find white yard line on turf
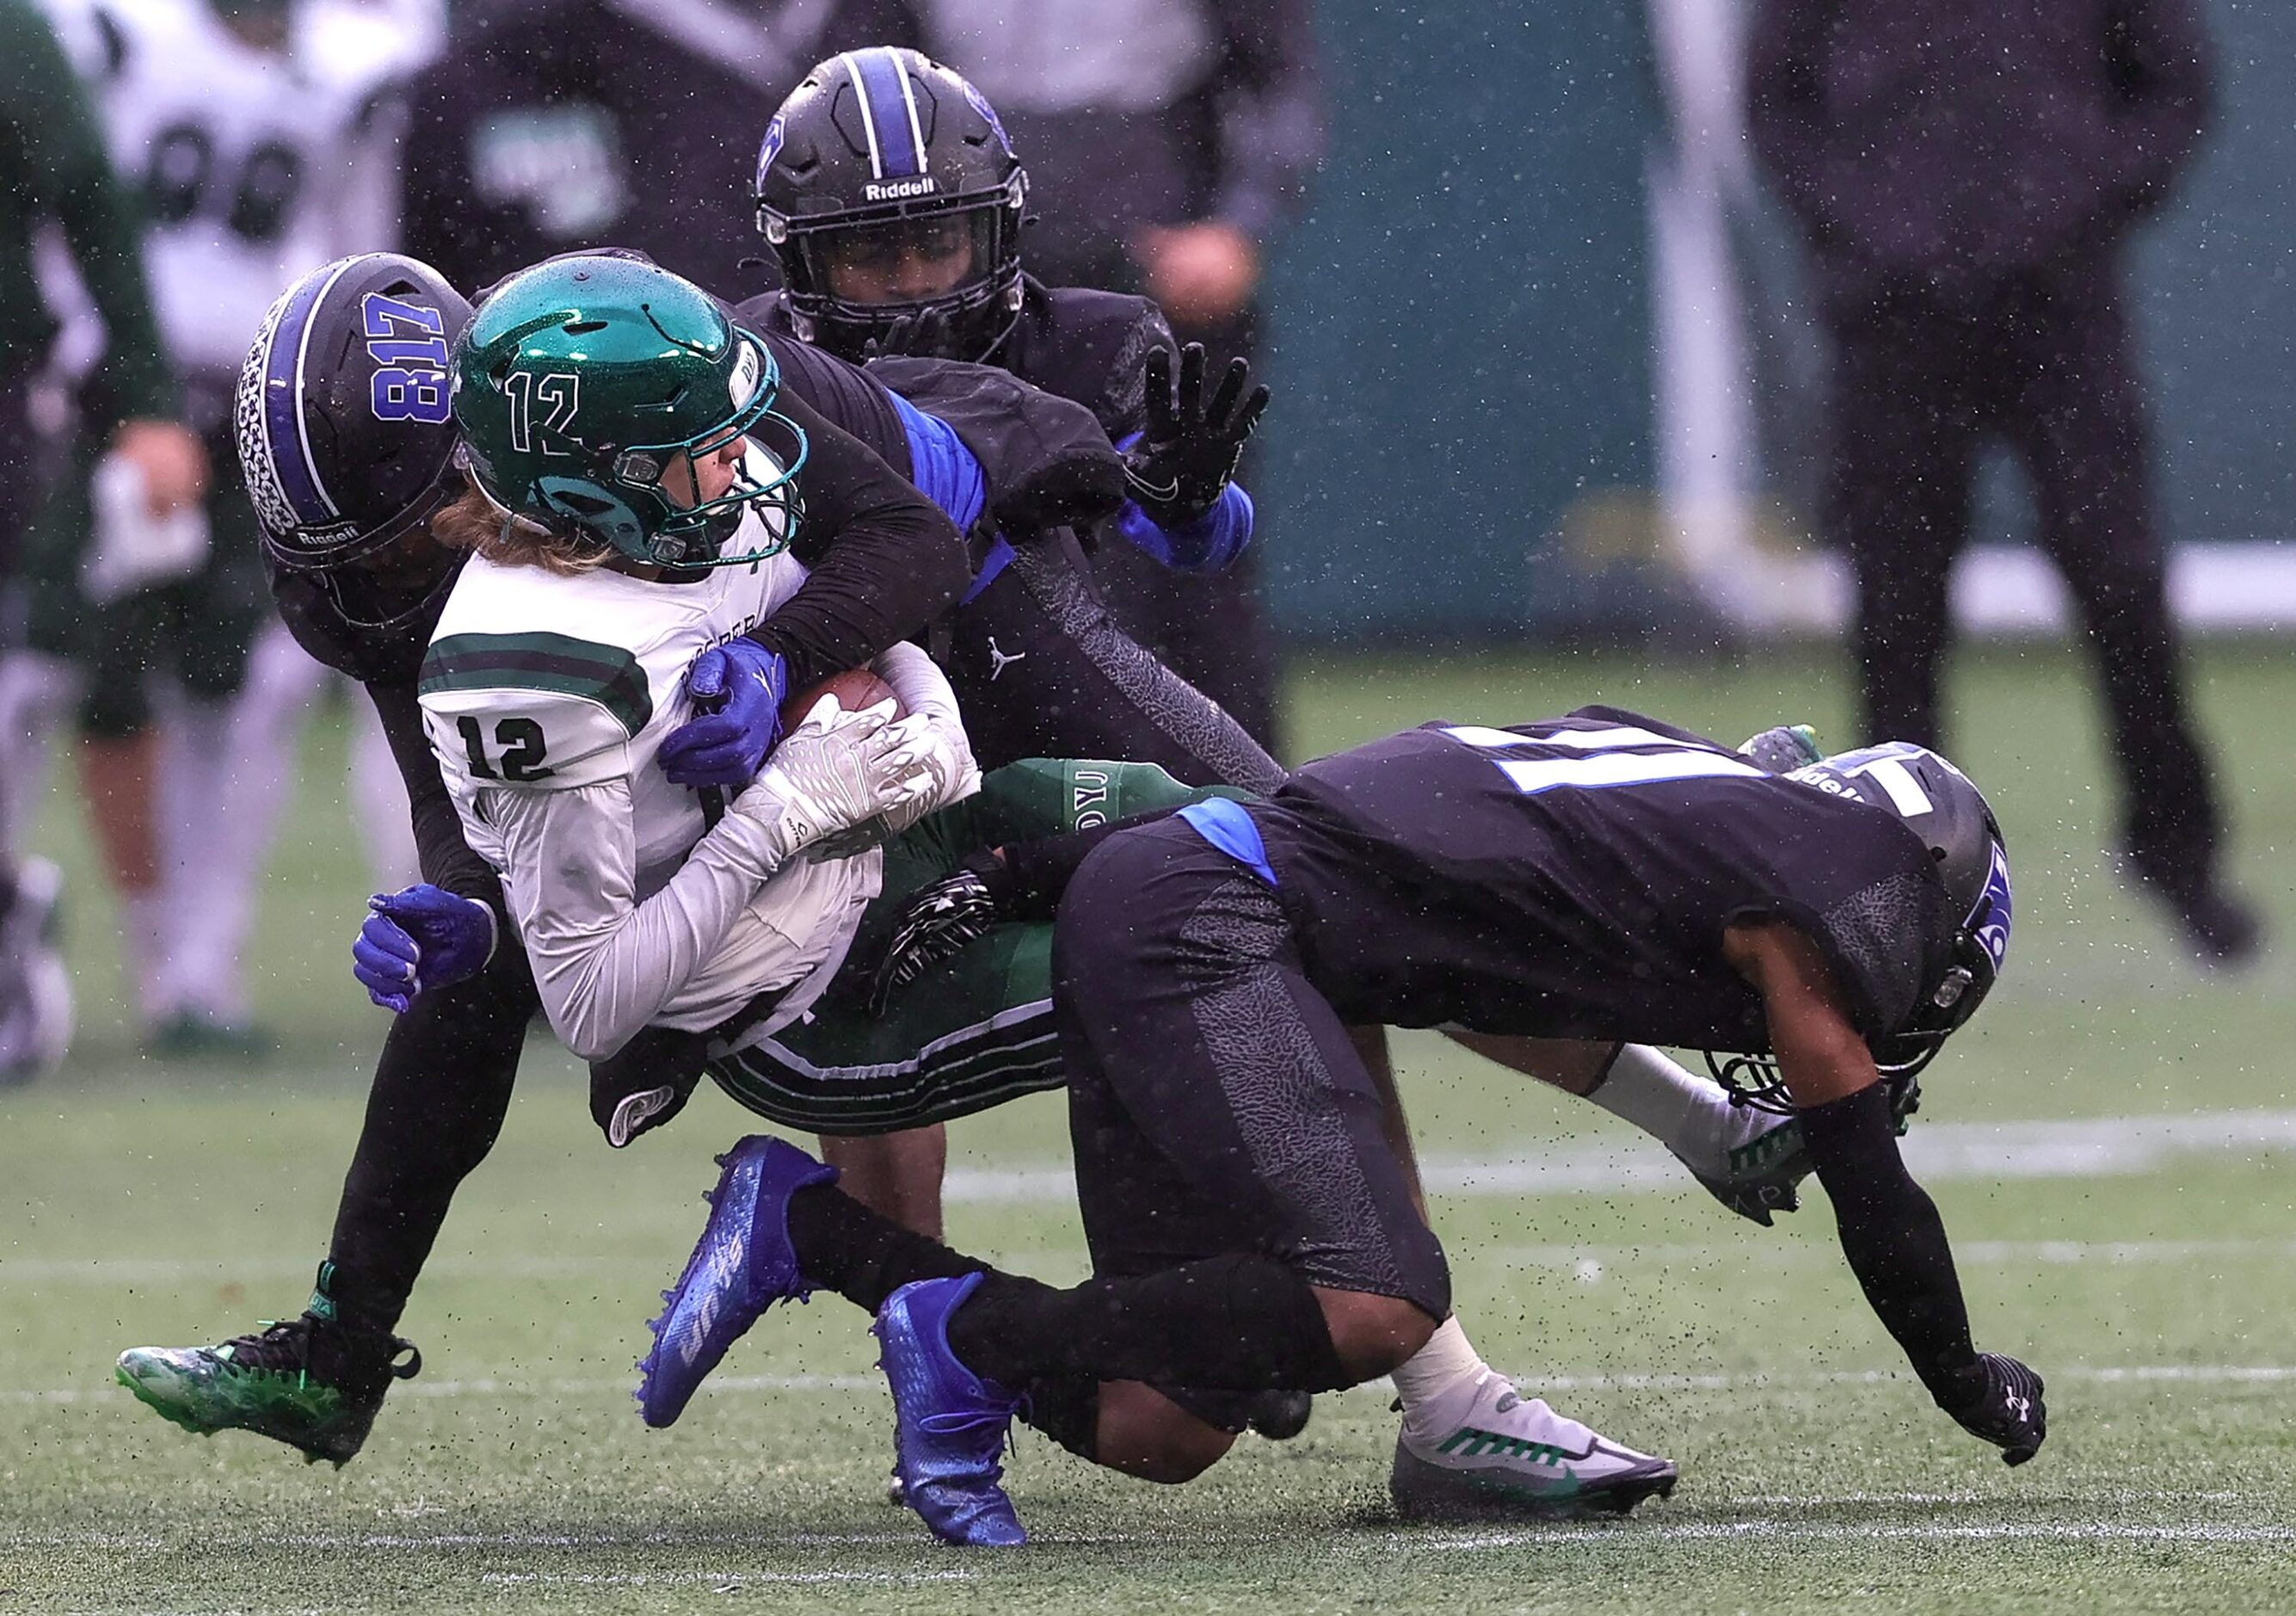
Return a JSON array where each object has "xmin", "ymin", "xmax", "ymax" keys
[
  {"xmin": 15, "ymin": 1521, "xmax": 2293, "ymax": 1555},
  {"xmin": 1485, "ymin": 1235, "xmax": 2296, "ymax": 1270},
  {"xmin": 11, "ymin": 1104, "xmax": 2296, "ymax": 1291},
  {"xmin": 479, "ymin": 1571, "xmax": 973, "ymax": 1586},
  {"xmin": 1392, "ymin": 1522, "xmax": 2296, "ymax": 1547},
  {"xmin": 936, "ymin": 1105, "xmax": 2296, "ymax": 1202}
]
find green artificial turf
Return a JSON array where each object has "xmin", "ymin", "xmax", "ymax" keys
[{"xmin": 6, "ymin": 645, "xmax": 2294, "ymax": 1613}]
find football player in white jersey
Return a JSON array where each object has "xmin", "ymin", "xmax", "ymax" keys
[
  {"xmin": 3, "ymin": 0, "xmax": 409, "ymax": 1054},
  {"xmin": 417, "ymin": 256, "xmax": 976, "ymax": 1067}
]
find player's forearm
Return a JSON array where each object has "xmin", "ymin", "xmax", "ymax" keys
[
  {"xmin": 368, "ymin": 681, "xmax": 507, "ymax": 921},
  {"xmin": 1800, "ymin": 1083, "xmax": 1981, "ymax": 1401},
  {"xmin": 745, "ymin": 392, "xmax": 969, "ymax": 689},
  {"xmin": 1113, "ymin": 482, "xmax": 1254, "ymax": 573},
  {"xmin": 501, "ymin": 786, "xmax": 793, "ymax": 1062},
  {"xmin": 38, "ymin": 120, "xmax": 177, "ymax": 422}
]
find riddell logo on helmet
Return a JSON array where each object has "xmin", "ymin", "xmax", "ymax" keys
[{"xmin": 863, "ymin": 176, "xmax": 938, "ymax": 201}]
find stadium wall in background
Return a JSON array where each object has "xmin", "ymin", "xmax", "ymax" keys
[{"xmin": 1260, "ymin": 0, "xmax": 2296, "ymax": 643}]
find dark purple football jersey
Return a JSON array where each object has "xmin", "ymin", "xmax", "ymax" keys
[{"xmin": 1255, "ymin": 706, "xmax": 1950, "ymax": 1052}]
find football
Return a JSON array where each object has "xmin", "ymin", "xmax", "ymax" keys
[{"xmin": 778, "ymin": 666, "xmax": 902, "ymax": 734}]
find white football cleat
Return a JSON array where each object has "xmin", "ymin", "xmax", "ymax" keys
[
  {"xmin": 1390, "ymin": 1374, "xmax": 1677, "ymax": 1522},
  {"xmin": 1675, "ymin": 1102, "xmax": 1811, "ymax": 1226}
]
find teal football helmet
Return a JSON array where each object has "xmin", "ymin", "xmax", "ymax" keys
[{"xmin": 452, "ymin": 255, "xmax": 807, "ymax": 567}]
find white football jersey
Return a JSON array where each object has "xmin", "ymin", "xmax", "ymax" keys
[
  {"xmin": 48, "ymin": 0, "xmax": 392, "ymax": 375},
  {"xmin": 419, "ymin": 509, "xmax": 883, "ymax": 1052}
]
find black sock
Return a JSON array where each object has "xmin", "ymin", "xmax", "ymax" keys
[
  {"xmin": 944, "ymin": 1253, "xmax": 1350, "ymax": 1396},
  {"xmin": 783, "ymin": 1183, "xmax": 988, "ymax": 1313},
  {"xmin": 1015, "ymin": 1375, "xmax": 1100, "ymax": 1461}
]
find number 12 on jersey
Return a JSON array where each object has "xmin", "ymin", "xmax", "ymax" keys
[{"xmin": 458, "ymin": 716, "xmax": 553, "ymax": 782}]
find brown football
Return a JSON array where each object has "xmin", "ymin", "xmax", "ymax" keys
[{"xmin": 778, "ymin": 666, "xmax": 901, "ymax": 734}]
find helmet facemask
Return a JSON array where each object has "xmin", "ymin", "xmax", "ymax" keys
[
  {"xmin": 763, "ymin": 177, "xmax": 1027, "ymax": 363},
  {"xmin": 755, "ymin": 48, "xmax": 1031, "ymax": 364},
  {"xmin": 1702, "ymin": 743, "xmax": 2012, "ymax": 1114},
  {"xmin": 540, "ymin": 330, "xmax": 810, "ymax": 569}
]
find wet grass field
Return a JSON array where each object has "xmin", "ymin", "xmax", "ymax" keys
[{"xmin": 9, "ymin": 644, "xmax": 2296, "ymax": 1613}]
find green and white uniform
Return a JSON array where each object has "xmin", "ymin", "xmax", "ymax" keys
[
  {"xmin": 418, "ymin": 505, "xmax": 978, "ymax": 1066},
  {"xmin": 416, "ymin": 499, "xmax": 1229, "ymax": 1129},
  {"xmin": 714, "ymin": 756, "xmax": 1233, "ymax": 1135}
]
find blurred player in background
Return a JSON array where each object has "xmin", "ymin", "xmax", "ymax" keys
[
  {"xmin": 1747, "ymin": 0, "xmax": 2256, "ymax": 965},
  {"xmin": 0, "ymin": 0, "xmax": 204, "ymax": 1082},
  {"xmin": 398, "ymin": 0, "xmax": 897, "ymax": 293},
  {"xmin": 2, "ymin": 0, "xmax": 412, "ymax": 1057},
  {"xmin": 889, "ymin": 3, "xmax": 1322, "ymax": 750}
]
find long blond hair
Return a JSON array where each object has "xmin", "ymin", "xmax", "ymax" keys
[{"xmin": 430, "ymin": 481, "xmax": 612, "ymax": 576}]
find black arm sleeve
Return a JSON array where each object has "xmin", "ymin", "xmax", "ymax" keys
[
  {"xmin": 745, "ymin": 388, "xmax": 969, "ymax": 690},
  {"xmin": 1800, "ymin": 1083, "xmax": 1982, "ymax": 1403},
  {"xmin": 366, "ymin": 679, "xmax": 506, "ymax": 922}
]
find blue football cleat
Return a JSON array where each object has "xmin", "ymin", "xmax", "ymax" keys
[
  {"xmin": 636, "ymin": 1135, "xmax": 837, "ymax": 1428},
  {"xmin": 874, "ymin": 1274, "xmax": 1027, "ymax": 1547}
]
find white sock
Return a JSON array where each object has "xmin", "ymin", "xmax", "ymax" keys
[
  {"xmin": 1390, "ymin": 1317, "xmax": 1495, "ymax": 1428},
  {"xmin": 154, "ymin": 698, "xmax": 242, "ymax": 1019},
  {"xmin": 1587, "ymin": 1044, "xmax": 1730, "ymax": 1156}
]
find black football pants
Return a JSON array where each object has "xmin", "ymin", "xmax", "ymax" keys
[
  {"xmin": 322, "ymin": 941, "xmax": 537, "ymax": 1334},
  {"xmin": 777, "ymin": 811, "xmax": 1444, "ymax": 1447},
  {"xmin": 1825, "ymin": 258, "xmax": 2223, "ymax": 878},
  {"xmin": 1053, "ymin": 816, "xmax": 1449, "ymax": 1317}
]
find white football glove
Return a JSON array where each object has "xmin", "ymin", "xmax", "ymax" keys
[
  {"xmin": 723, "ymin": 700, "xmax": 934, "ymax": 869},
  {"xmin": 871, "ymin": 711, "xmax": 977, "ymax": 838}
]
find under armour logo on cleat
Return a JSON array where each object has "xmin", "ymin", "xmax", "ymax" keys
[{"xmin": 986, "ymin": 638, "xmax": 1027, "ymax": 682}]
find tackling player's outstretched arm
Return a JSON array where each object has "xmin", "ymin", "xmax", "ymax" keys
[
  {"xmin": 1727, "ymin": 919, "xmax": 2047, "ymax": 1465},
  {"xmin": 740, "ymin": 390, "xmax": 969, "ymax": 693},
  {"xmin": 656, "ymin": 392, "xmax": 967, "ymax": 792}
]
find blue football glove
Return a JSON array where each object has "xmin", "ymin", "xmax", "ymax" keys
[
  {"xmin": 352, "ymin": 884, "xmax": 496, "ymax": 1013},
  {"xmin": 658, "ymin": 639, "xmax": 789, "ymax": 790}
]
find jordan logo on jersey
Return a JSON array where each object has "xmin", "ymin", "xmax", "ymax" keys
[{"xmin": 986, "ymin": 638, "xmax": 1026, "ymax": 681}]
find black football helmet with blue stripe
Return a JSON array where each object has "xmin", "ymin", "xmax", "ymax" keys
[
  {"xmin": 236, "ymin": 253, "xmax": 471, "ymax": 630},
  {"xmin": 755, "ymin": 46, "xmax": 1029, "ymax": 362},
  {"xmin": 1789, "ymin": 742, "xmax": 2013, "ymax": 1077},
  {"xmin": 1710, "ymin": 742, "xmax": 2012, "ymax": 1111}
]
